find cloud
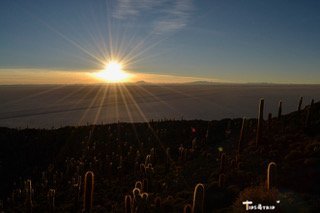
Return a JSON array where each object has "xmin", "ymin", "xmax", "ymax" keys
[
  {"xmin": 0, "ymin": 68, "xmax": 96, "ymax": 85},
  {"xmin": 113, "ymin": 0, "xmax": 194, "ymax": 34},
  {"xmin": 153, "ymin": 0, "xmax": 194, "ymax": 34},
  {"xmin": 113, "ymin": 0, "xmax": 164, "ymax": 19}
]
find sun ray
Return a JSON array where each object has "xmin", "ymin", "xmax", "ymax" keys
[
  {"xmin": 93, "ymin": 84, "xmax": 110, "ymax": 125},
  {"xmin": 120, "ymin": 84, "xmax": 190, "ymax": 189},
  {"xmin": 53, "ymin": 85, "xmax": 88, "ymax": 105},
  {"xmin": 1, "ymin": 84, "xmax": 68, "ymax": 107},
  {"xmin": 117, "ymin": 84, "xmax": 143, "ymax": 144},
  {"xmin": 78, "ymin": 85, "xmax": 105, "ymax": 126},
  {"xmin": 133, "ymin": 84, "xmax": 180, "ymax": 115}
]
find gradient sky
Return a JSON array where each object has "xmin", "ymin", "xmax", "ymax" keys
[{"xmin": 1, "ymin": 0, "xmax": 320, "ymax": 84}]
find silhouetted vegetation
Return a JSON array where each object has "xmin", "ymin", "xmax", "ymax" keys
[{"xmin": 0, "ymin": 98, "xmax": 319, "ymax": 212}]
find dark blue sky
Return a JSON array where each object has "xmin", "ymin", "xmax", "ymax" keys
[{"xmin": 1, "ymin": 0, "xmax": 320, "ymax": 83}]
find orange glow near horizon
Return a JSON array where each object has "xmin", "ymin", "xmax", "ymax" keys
[
  {"xmin": 0, "ymin": 68, "xmax": 222, "ymax": 85},
  {"xmin": 92, "ymin": 61, "xmax": 132, "ymax": 83}
]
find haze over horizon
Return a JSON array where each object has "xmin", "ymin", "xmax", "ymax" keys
[{"xmin": 1, "ymin": 0, "xmax": 320, "ymax": 84}]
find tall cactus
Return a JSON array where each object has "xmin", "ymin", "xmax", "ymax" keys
[
  {"xmin": 124, "ymin": 195, "xmax": 132, "ymax": 213},
  {"xmin": 256, "ymin": 98, "xmax": 264, "ymax": 146},
  {"xmin": 73, "ymin": 175, "xmax": 82, "ymax": 211},
  {"xmin": 135, "ymin": 181, "xmax": 143, "ymax": 191},
  {"xmin": 278, "ymin": 100, "xmax": 282, "ymax": 119},
  {"xmin": 238, "ymin": 117, "xmax": 246, "ymax": 155},
  {"xmin": 192, "ymin": 183, "xmax": 205, "ymax": 213},
  {"xmin": 220, "ymin": 153, "xmax": 226, "ymax": 173},
  {"xmin": 132, "ymin": 188, "xmax": 141, "ymax": 212},
  {"xmin": 165, "ymin": 148, "xmax": 170, "ymax": 172},
  {"xmin": 266, "ymin": 162, "xmax": 277, "ymax": 191},
  {"xmin": 298, "ymin": 96, "xmax": 303, "ymax": 112},
  {"xmin": 82, "ymin": 171, "xmax": 95, "ymax": 212},
  {"xmin": 305, "ymin": 99, "xmax": 314, "ymax": 128},
  {"xmin": 25, "ymin": 179, "xmax": 33, "ymax": 213}
]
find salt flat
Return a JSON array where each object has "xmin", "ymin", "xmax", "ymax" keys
[{"xmin": 0, "ymin": 84, "xmax": 319, "ymax": 128}]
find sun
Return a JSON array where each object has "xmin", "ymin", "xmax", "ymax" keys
[{"xmin": 94, "ymin": 61, "xmax": 131, "ymax": 83}]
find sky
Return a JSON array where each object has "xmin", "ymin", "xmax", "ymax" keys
[{"xmin": 1, "ymin": 0, "xmax": 320, "ymax": 84}]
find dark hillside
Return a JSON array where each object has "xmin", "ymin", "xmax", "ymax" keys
[{"xmin": 0, "ymin": 99, "xmax": 319, "ymax": 212}]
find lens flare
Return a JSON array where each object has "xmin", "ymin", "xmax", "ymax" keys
[{"xmin": 93, "ymin": 61, "xmax": 131, "ymax": 83}]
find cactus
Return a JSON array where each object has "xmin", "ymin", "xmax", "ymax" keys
[
  {"xmin": 24, "ymin": 179, "xmax": 33, "ymax": 213},
  {"xmin": 192, "ymin": 138, "xmax": 197, "ymax": 150},
  {"xmin": 183, "ymin": 204, "xmax": 192, "ymax": 213},
  {"xmin": 72, "ymin": 175, "xmax": 81, "ymax": 211},
  {"xmin": 266, "ymin": 162, "xmax": 277, "ymax": 191},
  {"xmin": 298, "ymin": 96, "xmax": 303, "ymax": 112},
  {"xmin": 278, "ymin": 100, "xmax": 282, "ymax": 119},
  {"xmin": 141, "ymin": 191, "xmax": 149, "ymax": 199},
  {"xmin": 146, "ymin": 163, "xmax": 154, "ymax": 172},
  {"xmin": 82, "ymin": 171, "xmax": 94, "ymax": 212},
  {"xmin": 178, "ymin": 144, "xmax": 184, "ymax": 161},
  {"xmin": 11, "ymin": 189, "xmax": 20, "ymax": 205},
  {"xmin": 140, "ymin": 163, "xmax": 146, "ymax": 176},
  {"xmin": 192, "ymin": 183, "xmax": 205, "ymax": 213},
  {"xmin": 134, "ymin": 162, "xmax": 140, "ymax": 175},
  {"xmin": 166, "ymin": 147, "xmax": 170, "ymax": 164},
  {"xmin": 135, "ymin": 181, "xmax": 143, "ymax": 191},
  {"xmin": 305, "ymin": 99, "xmax": 314, "ymax": 128},
  {"xmin": 145, "ymin": 155, "xmax": 151, "ymax": 165},
  {"xmin": 141, "ymin": 193, "xmax": 149, "ymax": 210},
  {"xmin": 238, "ymin": 117, "xmax": 246, "ymax": 155},
  {"xmin": 132, "ymin": 188, "xmax": 141, "ymax": 212},
  {"xmin": 165, "ymin": 147, "xmax": 170, "ymax": 172},
  {"xmin": 47, "ymin": 189, "xmax": 56, "ymax": 212},
  {"xmin": 235, "ymin": 154, "xmax": 239, "ymax": 166},
  {"xmin": 256, "ymin": 98, "xmax": 264, "ymax": 146},
  {"xmin": 124, "ymin": 195, "xmax": 133, "ymax": 213},
  {"xmin": 132, "ymin": 187, "xmax": 141, "ymax": 200}
]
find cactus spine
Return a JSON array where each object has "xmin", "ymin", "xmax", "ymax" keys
[
  {"xmin": 82, "ymin": 171, "xmax": 94, "ymax": 212},
  {"xmin": 266, "ymin": 162, "xmax": 277, "ymax": 191},
  {"xmin": 192, "ymin": 183, "xmax": 205, "ymax": 213},
  {"xmin": 256, "ymin": 98, "xmax": 264, "ymax": 146}
]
